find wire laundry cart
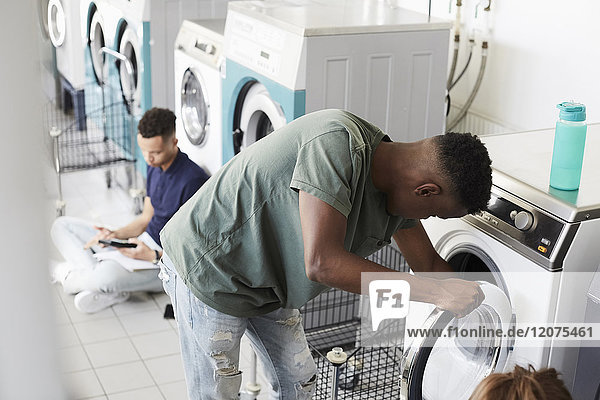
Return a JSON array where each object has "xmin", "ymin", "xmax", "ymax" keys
[
  {"xmin": 46, "ymin": 47, "xmax": 143, "ymax": 216},
  {"xmin": 300, "ymin": 245, "xmax": 410, "ymax": 399}
]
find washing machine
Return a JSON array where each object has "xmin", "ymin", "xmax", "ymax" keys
[
  {"xmin": 38, "ymin": 0, "xmax": 60, "ymax": 102},
  {"xmin": 402, "ymin": 124, "xmax": 600, "ymax": 398},
  {"xmin": 81, "ymin": 0, "xmax": 122, "ymax": 111},
  {"xmin": 107, "ymin": 0, "xmax": 229, "ymax": 114},
  {"xmin": 48, "ymin": 0, "xmax": 88, "ymax": 128},
  {"xmin": 174, "ymin": 19, "xmax": 225, "ymax": 175},
  {"xmin": 221, "ymin": 0, "xmax": 451, "ymax": 162}
]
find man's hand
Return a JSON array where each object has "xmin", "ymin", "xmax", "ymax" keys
[
  {"xmin": 84, "ymin": 226, "xmax": 116, "ymax": 249},
  {"xmin": 433, "ymin": 279, "xmax": 485, "ymax": 318},
  {"xmin": 117, "ymin": 238, "xmax": 157, "ymax": 262}
]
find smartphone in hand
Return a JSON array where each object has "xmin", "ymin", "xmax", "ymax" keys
[{"xmin": 98, "ymin": 239, "xmax": 137, "ymax": 248}]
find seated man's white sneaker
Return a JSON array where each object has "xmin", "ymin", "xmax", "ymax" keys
[
  {"xmin": 74, "ymin": 291, "xmax": 130, "ymax": 313},
  {"xmin": 50, "ymin": 261, "xmax": 72, "ymax": 285}
]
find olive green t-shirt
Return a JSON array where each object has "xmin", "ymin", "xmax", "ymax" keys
[{"xmin": 160, "ymin": 109, "xmax": 415, "ymax": 317}]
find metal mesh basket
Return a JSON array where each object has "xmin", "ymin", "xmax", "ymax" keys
[
  {"xmin": 45, "ymin": 99, "xmax": 136, "ymax": 174},
  {"xmin": 300, "ymin": 245, "xmax": 410, "ymax": 399}
]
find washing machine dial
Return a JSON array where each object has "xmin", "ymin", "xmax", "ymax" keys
[{"xmin": 513, "ymin": 211, "xmax": 534, "ymax": 231}]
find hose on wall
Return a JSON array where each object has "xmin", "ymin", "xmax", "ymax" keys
[{"xmin": 447, "ymin": 41, "xmax": 488, "ymax": 132}]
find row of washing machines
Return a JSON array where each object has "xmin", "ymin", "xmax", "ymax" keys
[
  {"xmin": 42, "ymin": 0, "xmax": 454, "ymax": 177},
  {"xmin": 175, "ymin": 1, "xmax": 452, "ymax": 175}
]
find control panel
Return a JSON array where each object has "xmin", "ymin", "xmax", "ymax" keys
[{"xmin": 464, "ymin": 187, "xmax": 579, "ymax": 271}]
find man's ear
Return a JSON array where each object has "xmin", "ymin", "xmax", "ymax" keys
[{"xmin": 414, "ymin": 183, "xmax": 441, "ymax": 197}]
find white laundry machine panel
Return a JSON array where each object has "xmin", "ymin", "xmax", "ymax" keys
[
  {"xmin": 174, "ymin": 19, "xmax": 225, "ymax": 175},
  {"xmin": 222, "ymin": 0, "xmax": 451, "ymax": 163},
  {"xmin": 403, "ymin": 124, "xmax": 600, "ymax": 398},
  {"xmin": 48, "ymin": 0, "xmax": 86, "ymax": 90}
]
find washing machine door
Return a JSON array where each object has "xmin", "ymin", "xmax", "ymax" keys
[
  {"xmin": 118, "ymin": 27, "xmax": 141, "ymax": 109},
  {"xmin": 47, "ymin": 0, "xmax": 66, "ymax": 47},
  {"xmin": 181, "ymin": 68, "xmax": 210, "ymax": 146},
  {"xmin": 400, "ymin": 282, "xmax": 512, "ymax": 400},
  {"xmin": 233, "ymin": 82, "xmax": 286, "ymax": 154},
  {"xmin": 89, "ymin": 11, "xmax": 107, "ymax": 84}
]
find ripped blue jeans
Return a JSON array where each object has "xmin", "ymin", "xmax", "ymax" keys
[{"xmin": 159, "ymin": 252, "xmax": 317, "ymax": 400}]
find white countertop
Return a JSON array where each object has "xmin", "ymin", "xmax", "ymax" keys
[{"xmin": 228, "ymin": 0, "xmax": 452, "ymax": 36}]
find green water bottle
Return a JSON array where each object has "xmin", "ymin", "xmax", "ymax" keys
[{"xmin": 549, "ymin": 102, "xmax": 587, "ymax": 191}]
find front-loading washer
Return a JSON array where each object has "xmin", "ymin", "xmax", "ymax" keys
[
  {"xmin": 222, "ymin": 0, "xmax": 451, "ymax": 163},
  {"xmin": 107, "ymin": 0, "xmax": 229, "ymax": 113},
  {"xmin": 48, "ymin": 0, "xmax": 88, "ymax": 125},
  {"xmin": 81, "ymin": 0, "xmax": 121, "ymax": 112},
  {"xmin": 402, "ymin": 124, "xmax": 600, "ymax": 398},
  {"xmin": 174, "ymin": 19, "xmax": 225, "ymax": 175}
]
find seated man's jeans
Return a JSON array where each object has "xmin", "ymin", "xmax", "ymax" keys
[
  {"xmin": 51, "ymin": 216, "xmax": 163, "ymax": 294},
  {"xmin": 159, "ymin": 252, "xmax": 318, "ymax": 400}
]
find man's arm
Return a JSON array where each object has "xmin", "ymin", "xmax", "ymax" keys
[
  {"xmin": 112, "ymin": 196, "xmax": 154, "ymax": 239},
  {"xmin": 299, "ymin": 190, "xmax": 483, "ymax": 317},
  {"xmin": 392, "ymin": 221, "xmax": 454, "ymax": 273},
  {"xmin": 83, "ymin": 197, "xmax": 154, "ymax": 249}
]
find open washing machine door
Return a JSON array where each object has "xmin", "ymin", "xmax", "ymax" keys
[
  {"xmin": 181, "ymin": 68, "xmax": 210, "ymax": 147},
  {"xmin": 48, "ymin": 0, "xmax": 66, "ymax": 47},
  {"xmin": 400, "ymin": 282, "xmax": 513, "ymax": 400},
  {"xmin": 232, "ymin": 81, "xmax": 286, "ymax": 154},
  {"xmin": 89, "ymin": 11, "xmax": 107, "ymax": 84},
  {"xmin": 117, "ymin": 26, "xmax": 141, "ymax": 110}
]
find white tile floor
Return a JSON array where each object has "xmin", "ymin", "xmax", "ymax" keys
[{"xmin": 47, "ymin": 168, "xmax": 268, "ymax": 399}]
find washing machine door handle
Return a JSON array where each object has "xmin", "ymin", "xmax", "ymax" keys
[{"xmin": 233, "ymin": 128, "xmax": 244, "ymax": 154}]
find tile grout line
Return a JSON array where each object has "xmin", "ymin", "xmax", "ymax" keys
[{"xmin": 114, "ymin": 306, "xmax": 168, "ymax": 400}]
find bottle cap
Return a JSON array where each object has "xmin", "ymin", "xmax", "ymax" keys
[{"xmin": 557, "ymin": 102, "xmax": 586, "ymax": 122}]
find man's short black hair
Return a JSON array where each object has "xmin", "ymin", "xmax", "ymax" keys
[
  {"xmin": 137, "ymin": 107, "xmax": 176, "ymax": 139},
  {"xmin": 434, "ymin": 132, "xmax": 492, "ymax": 214}
]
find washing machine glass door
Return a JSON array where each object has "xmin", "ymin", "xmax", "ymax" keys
[
  {"xmin": 47, "ymin": 0, "xmax": 66, "ymax": 47},
  {"xmin": 89, "ymin": 12, "xmax": 106, "ymax": 84},
  {"xmin": 118, "ymin": 28, "xmax": 140, "ymax": 108},
  {"xmin": 400, "ymin": 282, "xmax": 512, "ymax": 400},
  {"xmin": 235, "ymin": 82, "xmax": 286, "ymax": 154},
  {"xmin": 181, "ymin": 69, "xmax": 210, "ymax": 146}
]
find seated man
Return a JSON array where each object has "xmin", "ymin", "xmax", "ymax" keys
[{"xmin": 51, "ymin": 107, "xmax": 209, "ymax": 313}]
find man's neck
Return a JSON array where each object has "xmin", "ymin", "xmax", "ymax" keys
[
  {"xmin": 372, "ymin": 141, "xmax": 424, "ymax": 193},
  {"xmin": 160, "ymin": 148, "xmax": 179, "ymax": 171}
]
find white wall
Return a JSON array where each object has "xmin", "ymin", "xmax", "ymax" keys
[
  {"xmin": 0, "ymin": 2, "xmax": 66, "ymax": 399},
  {"xmin": 391, "ymin": 0, "xmax": 600, "ymax": 131}
]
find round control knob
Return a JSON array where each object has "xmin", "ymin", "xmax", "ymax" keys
[{"xmin": 514, "ymin": 211, "xmax": 534, "ymax": 230}]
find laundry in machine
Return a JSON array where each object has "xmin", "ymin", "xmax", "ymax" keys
[
  {"xmin": 174, "ymin": 19, "xmax": 225, "ymax": 175},
  {"xmin": 48, "ymin": 0, "xmax": 88, "ymax": 128},
  {"xmin": 222, "ymin": 0, "xmax": 451, "ymax": 163},
  {"xmin": 402, "ymin": 124, "xmax": 600, "ymax": 398}
]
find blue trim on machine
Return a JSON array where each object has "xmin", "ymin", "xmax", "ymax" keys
[{"xmin": 221, "ymin": 58, "xmax": 305, "ymax": 163}]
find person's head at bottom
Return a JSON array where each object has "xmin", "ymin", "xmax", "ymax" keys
[{"xmin": 469, "ymin": 364, "xmax": 572, "ymax": 400}]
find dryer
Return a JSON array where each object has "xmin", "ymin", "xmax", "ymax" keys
[
  {"xmin": 174, "ymin": 19, "xmax": 225, "ymax": 176},
  {"xmin": 221, "ymin": 0, "xmax": 451, "ymax": 163},
  {"xmin": 403, "ymin": 124, "xmax": 600, "ymax": 398}
]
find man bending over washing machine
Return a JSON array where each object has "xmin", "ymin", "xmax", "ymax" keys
[
  {"xmin": 159, "ymin": 109, "xmax": 492, "ymax": 399},
  {"xmin": 50, "ymin": 107, "xmax": 209, "ymax": 313}
]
